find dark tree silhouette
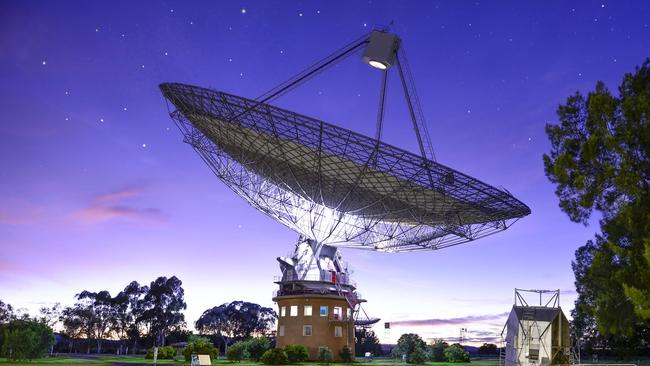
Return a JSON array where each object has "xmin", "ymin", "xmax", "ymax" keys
[
  {"xmin": 140, "ymin": 276, "xmax": 186, "ymax": 346},
  {"xmin": 74, "ymin": 290, "xmax": 115, "ymax": 353},
  {"xmin": 355, "ymin": 328, "xmax": 382, "ymax": 357},
  {"xmin": 195, "ymin": 301, "xmax": 276, "ymax": 352}
]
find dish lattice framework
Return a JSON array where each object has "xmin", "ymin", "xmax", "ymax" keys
[{"xmin": 161, "ymin": 82, "xmax": 530, "ymax": 252}]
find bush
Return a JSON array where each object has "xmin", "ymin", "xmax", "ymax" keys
[
  {"xmin": 184, "ymin": 335, "xmax": 218, "ymax": 362},
  {"xmin": 284, "ymin": 344, "xmax": 309, "ymax": 363},
  {"xmin": 145, "ymin": 346, "xmax": 176, "ymax": 359},
  {"xmin": 408, "ymin": 347, "xmax": 427, "ymax": 364},
  {"xmin": 339, "ymin": 345, "xmax": 354, "ymax": 363},
  {"xmin": 247, "ymin": 337, "xmax": 272, "ymax": 361},
  {"xmin": 0, "ymin": 319, "xmax": 54, "ymax": 361},
  {"xmin": 444, "ymin": 344, "xmax": 470, "ymax": 363},
  {"xmin": 392, "ymin": 333, "xmax": 426, "ymax": 362},
  {"xmin": 227, "ymin": 341, "xmax": 249, "ymax": 362},
  {"xmin": 318, "ymin": 347, "xmax": 333, "ymax": 364},
  {"xmin": 262, "ymin": 348, "xmax": 289, "ymax": 365}
]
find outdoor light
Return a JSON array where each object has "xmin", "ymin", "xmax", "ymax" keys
[
  {"xmin": 362, "ymin": 30, "xmax": 400, "ymax": 70},
  {"xmin": 368, "ymin": 60, "xmax": 388, "ymax": 70}
]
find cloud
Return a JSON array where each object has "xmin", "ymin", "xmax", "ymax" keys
[
  {"xmin": 464, "ymin": 335, "xmax": 501, "ymax": 343},
  {"xmin": 73, "ymin": 186, "xmax": 166, "ymax": 224},
  {"xmin": 387, "ymin": 312, "xmax": 509, "ymax": 327},
  {"xmin": 0, "ymin": 199, "xmax": 46, "ymax": 225}
]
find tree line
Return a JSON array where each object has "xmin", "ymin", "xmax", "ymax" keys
[
  {"xmin": 544, "ymin": 58, "xmax": 650, "ymax": 357},
  {"xmin": 1, "ymin": 275, "xmax": 279, "ymax": 359},
  {"xmin": 390, "ymin": 333, "xmax": 471, "ymax": 364},
  {"xmin": 58, "ymin": 275, "xmax": 186, "ymax": 354}
]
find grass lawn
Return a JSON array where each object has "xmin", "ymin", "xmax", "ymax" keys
[
  {"xmin": 0, "ymin": 357, "xmax": 112, "ymax": 365},
  {"xmin": 5, "ymin": 355, "xmax": 650, "ymax": 366},
  {"xmin": 0, "ymin": 356, "xmax": 500, "ymax": 366}
]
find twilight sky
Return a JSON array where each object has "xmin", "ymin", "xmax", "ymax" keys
[{"xmin": 1, "ymin": 0, "xmax": 649, "ymax": 345}]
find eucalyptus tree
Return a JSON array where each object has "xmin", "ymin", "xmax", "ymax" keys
[
  {"xmin": 195, "ymin": 301, "xmax": 277, "ymax": 352},
  {"xmin": 140, "ymin": 276, "xmax": 186, "ymax": 346}
]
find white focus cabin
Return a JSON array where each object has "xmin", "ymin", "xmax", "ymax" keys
[{"xmin": 501, "ymin": 289, "xmax": 571, "ymax": 366}]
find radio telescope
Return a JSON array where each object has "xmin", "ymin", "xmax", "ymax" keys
[{"xmin": 161, "ymin": 30, "xmax": 530, "ymax": 359}]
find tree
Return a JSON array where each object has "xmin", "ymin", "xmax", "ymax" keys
[
  {"xmin": 0, "ymin": 300, "xmax": 15, "ymax": 349},
  {"xmin": 0, "ymin": 300, "xmax": 15, "ymax": 324},
  {"xmin": 112, "ymin": 281, "xmax": 148, "ymax": 354},
  {"xmin": 140, "ymin": 276, "xmax": 186, "ymax": 346},
  {"xmin": 429, "ymin": 339, "xmax": 449, "ymax": 362},
  {"xmin": 1, "ymin": 319, "xmax": 54, "ymax": 361},
  {"xmin": 37, "ymin": 303, "xmax": 61, "ymax": 355},
  {"xmin": 408, "ymin": 347, "xmax": 427, "ymax": 364},
  {"xmin": 75, "ymin": 290, "xmax": 116, "ymax": 353},
  {"xmin": 444, "ymin": 344, "xmax": 470, "ymax": 363},
  {"xmin": 392, "ymin": 333, "xmax": 427, "ymax": 364},
  {"xmin": 544, "ymin": 59, "xmax": 650, "ymax": 352},
  {"xmin": 355, "ymin": 328, "xmax": 382, "ymax": 357},
  {"xmin": 478, "ymin": 343, "xmax": 497, "ymax": 355},
  {"xmin": 183, "ymin": 335, "xmax": 218, "ymax": 362},
  {"xmin": 38, "ymin": 303, "xmax": 61, "ymax": 329},
  {"xmin": 195, "ymin": 301, "xmax": 276, "ymax": 352},
  {"xmin": 60, "ymin": 305, "xmax": 86, "ymax": 353},
  {"xmin": 227, "ymin": 341, "xmax": 249, "ymax": 361},
  {"xmin": 247, "ymin": 337, "xmax": 272, "ymax": 361}
]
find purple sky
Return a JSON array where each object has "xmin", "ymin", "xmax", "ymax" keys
[{"xmin": 1, "ymin": 1, "xmax": 649, "ymax": 345}]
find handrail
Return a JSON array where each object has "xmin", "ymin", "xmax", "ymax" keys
[{"xmin": 274, "ymin": 270, "xmax": 357, "ymax": 287}]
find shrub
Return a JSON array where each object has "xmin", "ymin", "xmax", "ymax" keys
[
  {"xmin": 284, "ymin": 344, "xmax": 309, "ymax": 363},
  {"xmin": 247, "ymin": 337, "xmax": 272, "ymax": 361},
  {"xmin": 262, "ymin": 348, "xmax": 289, "ymax": 365},
  {"xmin": 393, "ymin": 333, "xmax": 426, "ymax": 362},
  {"xmin": 318, "ymin": 347, "xmax": 333, "ymax": 364},
  {"xmin": 339, "ymin": 345, "xmax": 354, "ymax": 363},
  {"xmin": 444, "ymin": 344, "xmax": 470, "ymax": 363},
  {"xmin": 0, "ymin": 319, "xmax": 54, "ymax": 361},
  {"xmin": 184, "ymin": 335, "xmax": 218, "ymax": 362},
  {"xmin": 227, "ymin": 341, "xmax": 249, "ymax": 362},
  {"xmin": 145, "ymin": 346, "xmax": 176, "ymax": 359},
  {"xmin": 408, "ymin": 347, "xmax": 427, "ymax": 364}
]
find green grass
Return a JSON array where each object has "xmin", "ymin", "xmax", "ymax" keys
[
  {"xmin": 0, "ymin": 357, "xmax": 500, "ymax": 366},
  {"xmin": 97, "ymin": 355, "xmax": 183, "ymax": 364},
  {"xmin": 0, "ymin": 357, "xmax": 112, "ymax": 365},
  {"xmin": 5, "ymin": 355, "xmax": 650, "ymax": 366}
]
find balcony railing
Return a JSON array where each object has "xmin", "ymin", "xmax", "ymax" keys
[
  {"xmin": 274, "ymin": 270, "xmax": 356, "ymax": 288},
  {"xmin": 328, "ymin": 313, "xmax": 352, "ymax": 322}
]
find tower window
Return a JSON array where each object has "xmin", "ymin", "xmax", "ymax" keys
[
  {"xmin": 290, "ymin": 305, "xmax": 298, "ymax": 316},
  {"xmin": 304, "ymin": 305, "xmax": 312, "ymax": 316},
  {"xmin": 333, "ymin": 306, "xmax": 342, "ymax": 320},
  {"xmin": 334, "ymin": 326, "xmax": 342, "ymax": 337},
  {"xmin": 280, "ymin": 306, "xmax": 286, "ymax": 317},
  {"xmin": 303, "ymin": 325, "xmax": 313, "ymax": 336},
  {"xmin": 320, "ymin": 305, "xmax": 328, "ymax": 317}
]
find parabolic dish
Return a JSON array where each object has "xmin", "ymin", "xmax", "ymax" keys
[{"xmin": 161, "ymin": 82, "xmax": 530, "ymax": 252}]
